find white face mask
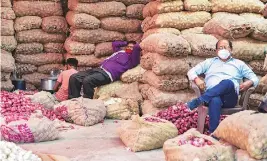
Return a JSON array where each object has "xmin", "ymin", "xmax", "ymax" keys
[{"xmin": 218, "ymin": 49, "xmax": 231, "ymax": 60}]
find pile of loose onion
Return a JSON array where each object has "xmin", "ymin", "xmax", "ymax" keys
[
  {"xmin": 144, "ymin": 117, "xmax": 163, "ymax": 123},
  {"xmin": 178, "ymin": 136, "xmax": 213, "ymax": 147}
]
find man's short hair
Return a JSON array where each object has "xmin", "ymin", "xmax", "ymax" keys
[
  {"xmin": 66, "ymin": 58, "xmax": 78, "ymax": 67},
  {"xmin": 127, "ymin": 41, "xmax": 136, "ymax": 45},
  {"xmin": 216, "ymin": 39, "xmax": 233, "ymax": 50}
]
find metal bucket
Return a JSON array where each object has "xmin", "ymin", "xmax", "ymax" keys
[
  {"xmin": 12, "ymin": 79, "xmax": 26, "ymax": 90},
  {"xmin": 40, "ymin": 77, "xmax": 57, "ymax": 91}
]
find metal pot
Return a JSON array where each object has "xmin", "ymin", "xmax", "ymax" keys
[{"xmin": 40, "ymin": 77, "xmax": 57, "ymax": 91}]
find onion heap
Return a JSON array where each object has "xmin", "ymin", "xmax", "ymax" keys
[{"xmin": 178, "ymin": 135, "xmax": 214, "ymax": 147}]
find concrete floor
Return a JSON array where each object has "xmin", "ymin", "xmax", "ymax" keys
[{"xmin": 20, "ymin": 120, "xmax": 165, "ymax": 161}]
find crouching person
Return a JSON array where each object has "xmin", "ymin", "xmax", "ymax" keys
[{"xmin": 68, "ymin": 41, "xmax": 141, "ymax": 99}]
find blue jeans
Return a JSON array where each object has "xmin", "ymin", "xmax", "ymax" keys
[{"xmin": 200, "ymin": 80, "xmax": 238, "ymax": 133}]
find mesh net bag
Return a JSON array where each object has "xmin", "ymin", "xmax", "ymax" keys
[
  {"xmin": 125, "ymin": 33, "xmax": 143, "ymax": 43},
  {"xmin": 1, "ymin": 7, "xmax": 16, "ymax": 20},
  {"xmin": 1, "ymin": 0, "xmax": 12, "ymax": 7},
  {"xmin": 22, "ymin": 72, "xmax": 49, "ymax": 87},
  {"xmin": 15, "ymin": 43, "xmax": 43, "ymax": 55},
  {"xmin": 140, "ymin": 51, "xmax": 154, "ymax": 70},
  {"xmin": 235, "ymin": 149, "xmax": 267, "ymax": 161},
  {"xmin": 94, "ymin": 42, "xmax": 113, "ymax": 58},
  {"xmin": 15, "ymin": 53, "xmax": 63, "ymax": 65},
  {"xmin": 44, "ymin": 43, "xmax": 65, "ymax": 53},
  {"xmin": 1, "ymin": 19, "xmax": 14, "ymax": 36},
  {"xmin": 249, "ymin": 60, "xmax": 266, "ymax": 76},
  {"xmin": 66, "ymin": 11, "xmax": 100, "ymax": 29},
  {"xmin": 64, "ymin": 38, "xmax": 95, "ymax": 55},
  {"xmin": 14, "ymin": 16, "xmax": 42, "ymax": 32},
  {"xmin": 126, "ymin": 4, "xmax": 145, "ymax": 19},
  {"xmin": 65, "ymin": 54, "xmax": 104, "ymax": 67},
  {"xmin": 255, "ymin": 75, "xmax": 267, "ymax": 94},
  {"xmin": 1, "ymin": 50, "xmax": 15, "ymax": 73},
  {"xmin": 121, "ymin": 65, "xmax": 146, "ymax": 83},
  {"xmin": 141, "ymin": 100, "xmax": 161, "ymax": 115},
  {"xmin": 142, "ymin": 28, "xmax": 180, "ymax": 40},
  {"xmin": 101, "ymin": 17, "xmax": 141, "ymax": 33},
  {"xmin": 16, "ymin": 63, "xmax": 37, "ymax": 75},
  {"xmin": 184, "ymin": 0, "xmax": 212, "ymax": 12},
  {"xmin": 42, "ymin": 16, "xmax": 68, "ymax": 33},
  {"xmin": 181, "ymin": 27, "xmax": 203, "ymax": 34},
  {"xmin": 1, "ymin": 80, "xmax": 14, "ymax": 91},
  {"xmin": 37, "ymin": 64, "xmax": 64, "ymax": 74},
  {"xmin": 1, "ymin": 36, "xmax": 17, "ymax": 52}
]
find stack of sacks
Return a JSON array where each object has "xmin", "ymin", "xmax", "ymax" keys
[
  {"xmin": 139, "ymin": 0, "xmax": 213, "ymax": 115},
  {"xmin": 201, "ymin": 0, "xmax": 266, "ymax": 109},
  {"xmin": 65, "ymin": 0, "xmax": 148, "ymax": 69},
  {"xmin": 13, "ymin": 0, "xmax": 67, "ymax": 89},
  {"xmin": 1, "ymin": 0, "xmax": 17, "ymax": 90}
]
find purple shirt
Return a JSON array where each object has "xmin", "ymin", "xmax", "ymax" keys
[{"xmin": 101, "ymin": 41, "xmax": 141, "ymax": 81}]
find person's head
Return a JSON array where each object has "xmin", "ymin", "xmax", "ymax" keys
[
  {"xmin": 216, "ymin": 39, "xmax": 233, "ymax": 61},
  {"xmin": 125, "ymin": 41, "xmax": 136, "ymax": 54},
  {"xmin": 65, "ymin": 58, "xmax": 78, "ymax": 70}
]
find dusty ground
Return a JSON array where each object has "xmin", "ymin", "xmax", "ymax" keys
[{"xmin": 20, "ymin": 120, "xmax": 165, "ymax": 161}]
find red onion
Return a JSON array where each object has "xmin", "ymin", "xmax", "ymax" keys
[{"xmin": 177, "ymin": 136, "xmax": 214, "ymax": 147}]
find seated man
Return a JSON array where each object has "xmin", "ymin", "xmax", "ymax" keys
[
  {"xmin": 68, "ymin": 41, "xmax": 141, "ymax": 99},
  {"xmin": 186, "ymin": 39, "xmax": 259, "ymax": 133},
  {"xmin": 53, "ymin": 58, "xmax": 79, "ymax": 101}
]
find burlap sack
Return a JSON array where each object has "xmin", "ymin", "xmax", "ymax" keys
[
  {"xmin": 255, "ymin": 75, "xmax": 267, "ymax": 94},
  {"xmin": 211, "ymin": 0, "xmax": 265, "ymax": 14},
  {"xmin": 1, "ymin": 0, "xmax": 11, "ymax": 7},
  {"xmin": 232, "ymin": 38, "xmax": 267, "ymax": 61},
  {"xmin": 70, "ymin": 29, "xmax": 125, "ymax": 44},
  {"xmin": 14, "ymin": 16, "xmax": 42, "ymax": 32},
  {"xmin": 181, "ymin": 27, "xmax": 204, "ymax": 34},
  {"xmin": 66, "ymin": 54, "xmax": 104, "ymax": 67},
  {"xmin": 184, "ymin": 0, "xmax": 211, "ymax": 11},
  {"xmin": 117, "ymin": 115, "xmax": 178, "ymax": 152},
  {"xmin": 1, "ymin": 50, "xmax": 15, "ymax": 73},
  {"xmin": 1, "ymin": 7, "xmax": 16, "ymax": 20},
  {"xmin": 186, "ymin": 56, "xmax": 206, "ymax": 68},
  {"xmin": 249, "ymin": 93, "xmax": 265, "ymax": 108},
  {"xmin": 16, "ymin": 63, "xmax": 37, "ymax": 74},
  {"xmin": 44, "ymin": 43, "xmax": 65, "ymax": 53},
  {"xmin": 101, "ymin": 17, "xmax": 141, "ymax": 33},
  {"xmin": 66, "ymin": 11, "xmax": 100, "ymax": 29},
  {"xmin": 30, "ymin": 91, "xmax": 59, "ymax": 110},
  {"xmin": 182, "ymin": 33, "xmax": 218, "ymax": 57},
  {"xmin": 15, "ymin": 53, "xmax": 63, "ymax": 66},
  {"xmin": 141, "ymin": 71, "xmax": 189, "ymax": 92},
  {"xmin": 120, "ymin": 65, "xmax": 146, "ymax": 83},
  {"xmin": 68, "ymin": 1, "xmax": 126, "ymax": 18},
  {"xmin": 125, "ymin": 33, "xmax": 143, "ymax": 43},
  {"xmin": 54, "ymin": 98, "xmax": 106, "ymax": 126},
  {"xmin": 15, "ymin": 43, "xmax": 43, "ymax": 55},
  {"xmin": 13, "ymin": 1, "xmax": 63, "ymax": 17},
  {"xmin": 235, "ymin": 149, "xmax": 267, "ymax": 161},
  {"xmin": 163, "ymin": 129, "xmax": 235, "ymax": 161},
  {"xmin": 1, "ymin": 19, "xmax": 14, "ymax": 36},
  {"xmin": 1, "ymin": 36, "xmax": 17, "ymax": 52},
  {"xmin": 213, "ymin": 110, "xmax": 267, "ymax": 159},
  {"xmin": 140, "ymin": 33, "xmax": 191, "ymax": 57},
  {"xmin": 126, "ymin": 4, "xmax": 145, "ymax": 19},
  {"xmin": 104, "ymin": 98, "xmax": 139, "ymax": 120},
  {"xmin": 16, "ymin": 29, "xmax": 66, "ymax": 43},
  {"xmin": 142, "ymin": 1, "xmax": 183, "ymax": 18},
  {"xmin": 249, "ymin": 60, "xmax": 266, "ymax": 76},
  {"xmin": 1, "ymin": 116, "xmax": 59, "ymax": 143},
  {"xmin": 1, "ymin": 80, "xmax": 14, "ymax": 91},
  {"xmin": 115, "ymin": 0, "xmax": 150, "ymax": 5},
  {"xmin": 140, "ymin": 52, "xmax": 154, "ymax": 70},
  {"xmin": 142, "ymin": 12, "xmax": 211, "ymax": 32},
  {"xmin": 94, "ymin": 81, "xmax": 124, "ymax": 99},
  {"xmin": 37, "ymin": 64, "xmax": 64, "ymax": 74},
  {"xmin": 141, "ymin": 100, "xmax": 161, "ymax": 115},
  {"xmin": 94, "ymin": 42, "xmax": 113, "ymax": 58},
  {"xmin": 1, "ymin": 73, "xmax": 11, "ymax": 81},
  {"xmin": 42, "ymin": 16, "xmax": 68, "ymax": 33},
  {"xmin": 64, "ymin": 38, "xmax": 95, "ymax": 55},
  {"xmin": 203, "ymin": 13, "xmax": 253, "ymax": 39},
  {"xmin": 142, "ymin": 28, "xmax": 181, "ymax": 40},
  {"xmin": 140, "ymin": 84, "xmax": 195, "ymax": 108},
  {"xmin": 152, "ymin": 53, "xmax": 190, "ymax": 75},
  {"xmin": 22, "ymin": 72, "xmax": 49, "ymax": 86}
]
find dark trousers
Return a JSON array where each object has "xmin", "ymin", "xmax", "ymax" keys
[
  {"xmin": 68, "ymin": 68, "xmax": 111, "ymax": 99},
  {"xmin": 200, "ymin": 80, "xmax": 238, "ymax": 133}
]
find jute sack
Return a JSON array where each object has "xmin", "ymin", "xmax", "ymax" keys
[
  {"xmin": 68, "ymin": 1, "xmax": 126, "ymax": 18},
  {"xmin": 104, "ymin": 98, "xmax": 139, "ymax": 120},
  {"xmin": 121, "ymin": 65, "xmax": 146, "ymax": 83},
  {"xmin": 255, "ymin": 75, "xmax": 267, "ymax": 94},
  {"xmin": 182, "ymin": 33, "xmax": 218, "ymax": 57},
  {"xmin": 16, "ymin": 29, "xmax": 66, "ymax": 43},
  {"xmin": 65, "ymin": 54, "xmax": 104, "ymax": 67},
  {"xmin": 101, "ymin": 17, "xmax": 141, "ymax": 33},
  {"xmin": 1, "ymin": 80, "xmax": 14, "ymax": 91},
  {"xmin": 15, "ymin": 43, "xmax": 43, "ymax": 55},
  {"xmin": 213, "ymin": 110, "xmax": 267, "ymax": 159},
  {"xmin": 185, "ymin": 56, "xmax": 206, "ymax": 68},
  {"xmin": 22, "ymin": 73, "xmax": 49, "ymax": 87},
  {"xmin": 125, "ymin": 33, "xmax": 143, "ymax": 43},
  {"xmin": 1, "ymin": 50, "xmax": 15, "ymax": 73},
  {"xmin": 235, "ymin": 149, "xmax": 267, "ymax": 161},
  {"xmin": 30, "ymin": 91, "xmax": 59, "ymax": 110},
  {"xmin": 140, "ymin": 52, "xmax": 154, "ymax": 70},
  {"xmin": 15, "ymin": 53, "xmax": 63, "ymax": 66},
  {"xmin": 140, "ymin": 33, "xmax": 191, "ymax": 57},
  {"xmin": 66, "ymin": 11, "xmax": 100, "ymax": 29},
  {"xmin": 16, "ymin": 63, "xmax": 37, "ymax": 75},
  {"xmin": 249, "ymin": 93, "xmax": 265, "ymax": 108},
  {"xmin": 94, "ymin": 42, "xmax": 113, "ymax": 58},
  {"xmin": 70, "ymin": 29, "xmax": 125, "ymax": 44},
  {"xmin": 1, "ymin": 115, "xmax": 59, "ymax": 143},
  {"xmin": 14, "ymin": 16, "xmax": 42, "ymax": 32},
  {"xmin": 184, "ymin": 0, "xmax": 212, "ymax": 12},
  {"xmin": 37, "ymin": 64, "xmax": 64, "ymax": 74},
  {"xmin": 64, "ymin": 38, "xmax": 95, "ymax": 55},
  {"xmin": 141, "ymin": 71, "xmax": 189, "ymax": 92},
  {"xmin": 13, "ymin": 1, "xmax": 63, "ymax": 17},
  {"xmin": 44, "ymin": 43, "xmax": 65, "ymax": 53},
  {"xmin": 142, "ymin": 1, "xmax": 183, "ymax": 18},
  {"xmin": 114, "ymin": 0, "xmax": 150, "ymax": 5},
  {"xmin": 1, "ymin": 7, "xmax": 16, "ymax": 20},
  {"xmin": 54, "ymin": 98, "xmax": 106, "ymax": 126},
  {"xmin": 42, "ymin": 16, "xmax": 68, "ymax": 33},
  {"xmin": 94, "ymin": 81, "xmax": 124, "ymax": 99},
  {"xmin": 181, "ymin": 27, "xmax": 203, "ymax": 34},
  {"xmin": 126, "ymin": 4, "xmax": 145, "ymax": 19},
  {"xmin": 1, "ymin": 0, "xmax": 11, "ymax": 7},
  {"xmin": 163, "ymin": 129, "xmax": 235, "ymax": 161},
  {"xmin": 203, "ymin": 13, "xmax": 253, "ymax": 39},
  {"xmin": 211, "ymin": 0, "xmax": 265, "ymax": 14},
  {"xmin": 141, "ymin": 100, "xmax": 161, "ymax": 115},
  {"xmin": 1, "ymin": 36, "xmax": 17, "ymax": 52},
  {"xmin": 1, "ymin": 19, "xmax": 14, "ymax": 36},
  {"xmin": 117, "ymin": 115, "xmax": 178, "ymax": 152},
  {"xmin": 1, "ymin": 73, "xmax": 11, "ymax": 81},
  {"xmin": 249, "ymin": 60, "xmax": 266, "ymax": 76},
  {"xmin": 142, "ymin": 28, "xmax": 180, "ymax": 40},
  {"xmin": 141, "ymin": 11, "xmax": 211, "ymax": 32}
]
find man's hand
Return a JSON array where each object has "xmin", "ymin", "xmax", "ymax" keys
[
  {"xmin": 239, "ymin": 80, "xmax": 253, "ymax": 92},
  {"xmin": 194, "ymin": 77, "xmax": 206, "ymax": 91}
]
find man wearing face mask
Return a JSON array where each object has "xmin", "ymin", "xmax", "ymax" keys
[
  {"xmin": 186, "ymin": 39, "xmax": 259, "ymax": 133},
  {"xmin": 68, "ymin": 40, "xmax": 141, "ymax": 99}
]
